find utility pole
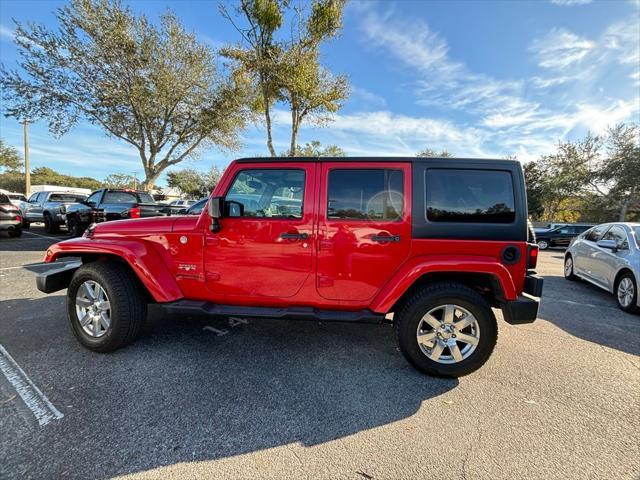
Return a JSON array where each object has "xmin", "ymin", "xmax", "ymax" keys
[{"xmin": 22, "ymin": 120, "xmax": 30, "ymax": 195}]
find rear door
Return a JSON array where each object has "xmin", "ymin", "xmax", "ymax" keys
[
  {"xmin": 553, "ymin": 226, "xmax": 575, "ymax": 247},
  {"xmin": 316, "ymin": 162, "xmax": 411, "ymax": 301},
  {"xmin": 575, "ymin": 224, "xmax": 610, "ymax": 281}
]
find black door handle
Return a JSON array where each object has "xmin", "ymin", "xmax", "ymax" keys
[
  {"xmin": 371, "ymin": 235, "xmax": 401, "ymax": 243},
  {"xmin": 280, "ymin": 233, "xmax": 308, "ymax": 240}
]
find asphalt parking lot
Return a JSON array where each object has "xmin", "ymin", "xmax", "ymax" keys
[{"xmin": 1, "ymin": 226, "xmax": 639, "ymax": 480}]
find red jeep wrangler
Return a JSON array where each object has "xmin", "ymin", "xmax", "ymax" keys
[{"xmin": 37, "ymin": 157, "xmax": 543, "ymax": 377}]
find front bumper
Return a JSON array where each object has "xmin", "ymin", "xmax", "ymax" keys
[
  {"xmin": 35, "ymin": 261, "xmax": 80, "ymax": 293},
  {"xmin": 501, "ymin": 274, "xmax": 544, "ymax": 324}
]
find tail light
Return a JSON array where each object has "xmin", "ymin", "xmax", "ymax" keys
[
  {"xmin": 15, "ymin": 215, "xmax": 21, "ymax": 222},
  {"xmin": 527, "ymin": 244, "xmax": 539, "ymax": 269},
  {"xmin": 129, "ymin": 205, "xmax": 141, "ymax": 218}
]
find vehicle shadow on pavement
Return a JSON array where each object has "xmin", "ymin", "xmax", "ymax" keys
[
  {"xmin": 1, "ymin": 296, "xmax": 458, "ymax": 479},
  {"xmin": 0, "ymin": 236, "xmax": 60, "ymax": 253},
  {"xmin": 537, "ymin": 273, "xmax": 640, "ymax": 356}
]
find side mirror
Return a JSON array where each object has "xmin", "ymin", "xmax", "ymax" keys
[
  {"xmin": 208, "ymin": 196, "xmax": 223, "ymax": 233},
  {"xmin": 596, "ymin": 239, "xmax": 618, "ymax": 252},
  {"xmin": 208, "ymin": 196, "xmax": 223, "ymax": 219}
]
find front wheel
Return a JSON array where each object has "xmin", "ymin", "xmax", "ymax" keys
[
  {"xmin": 67, "ymin": 262, "xmax": 147, "ymax": 352},
  {"xmin": 616, "ymin": 273, "xmax": 639, "ymax": 314},
  {"xmin": 44, "ymin": 213, "xmax": 59, "ymax": 234},
  {"xmin": 394, "ymin": 282, "xmax": 498, "ymax": 377}
]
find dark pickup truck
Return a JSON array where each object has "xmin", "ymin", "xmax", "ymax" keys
[{"xmin": 63, "ymin": 188, "xmax": 165, "ymax": 237}]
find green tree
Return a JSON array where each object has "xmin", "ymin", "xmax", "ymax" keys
[
  {"xmin": 103, "ymin": 173, "xmax": 137, "ymax": 189},
  {"xmin": 600, "ymin": 123, "xmax": 640, "ymax": 221},
  {"xmin": 416, "ymin": 148, "xmax": 453, "ymax": 158},
  {"xmin": 523, "ymin": 161, "xmax": 545, "ymax": 220},
  {"xmin": 1, "ymin": 0, "xmax": 249, "ymax": 190},
  {"xmin": 167, "ymin": 165, "xmax": 224, "ymax": 197},
  {"xmin": 0, "ymin": 166, "xmax": 102, "ymax": 192},
  {"xmin": 221, "ymin": 0, "xmax": 348, "ymax": 156},
  {"xmin": 0, "ymin": 139, "xmax": 23, "ymax": 171},
  {"xmin": 293, "ymin": 140, "xmax": 345, "ymax": 157}
]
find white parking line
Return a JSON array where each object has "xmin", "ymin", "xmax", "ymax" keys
[
  {"xmin": 22, "ymin": 231, "xmax": 61, "ymax": 240},
  {"xmin": 0, "ymin": 344, "xmax": 64, "ymax": 426}
]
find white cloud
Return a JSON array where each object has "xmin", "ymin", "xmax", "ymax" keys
[
  {"xmin": 550, "ymin": 0, "xmax": 592, "ymax": 5},
  {"xmin": 350, "ymin": 85, "xmax": 388, "ymax": 108},
  {"xmin": 602, "ymin": 17, "xmax": 640, "ymax": 66},
  {"xmin": 530, "ymin": 29, "xmax": 595, "ymax": 69},
  {"xmin": 0, "ymin": 24, "xmax": 14, "ymax": 41}
]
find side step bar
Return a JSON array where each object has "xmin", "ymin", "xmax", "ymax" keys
[{"xmin": 160, "ymin": 300, "xmax": 388, "ymax": 324}]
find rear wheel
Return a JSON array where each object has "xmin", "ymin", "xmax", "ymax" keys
[
  {"xmin": 616, "ymin": 273, "xmax": 638, "ymax": 314},
  {"xmin": 564, "ymin": 255, "xmax": 577, "ymax": 281},
  {"xmin": 67, "ymin": 262, "xmax": 147, "ymax": 352},
  {"xmin": 394, "ymin": 282, "xmax": 498, "ymax": 377},
  {"xmin": 537, "ymin": 239, "xmax": 549, "ymax": 250},
  {"xmin": 22, "ymin": 220, "xmax": 30, "ymax": 229},
  {"xmin": 8, "ymin": 227, "xmax": 22, "ymax": 238},
  {"xmin": 44, "ymin": 213, "xmax": 59, "ymax": 234}
]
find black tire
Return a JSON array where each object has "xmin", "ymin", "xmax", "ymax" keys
[
  {"xmin": 44, "ymin": 213, "xmax": 59, "ymax": 234},
  {"xmin": 8, "ymin": 227, "xmax": 22, "ymax": 238},
  {"xmin": 615, "ymin": 272, "xmax": 639, "ymax": 314},
  {"xmin": 394, "ymin": 282, "xmax": 498, "ymax": 378},
  {"xmin": 67, "ymin": 217, "xmax": 84, "ymax": 237},
  {"xmin": 22, "ymin": 220, "xmax": 30, "ymax": 229},
  {"xmin": 564, "ymin": 254, "xmax": 577, "ymax": 281},
  {"xmin": 67, "ymin": 262, "xmax": 147, "ymax": 352}
]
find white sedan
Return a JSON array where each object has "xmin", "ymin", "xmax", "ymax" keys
[{"xmin": 564, "ymin": 222, "xmax": 640, "ymax": 314}]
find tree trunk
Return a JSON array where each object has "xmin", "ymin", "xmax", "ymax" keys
[
  {"xmin": 142, "ymin": 168, "xmax": 161, "ymax": 192},
  {"xmin": 290, "ymin": 110, "xmax": 299, "ymax": 157},
  {"xmin": 619, "ymin": 196, "xmax": 631, "ymax": 221},
  {"xmin": 264, "ymin": 102, "xmax": 276, "ymax": 157}
]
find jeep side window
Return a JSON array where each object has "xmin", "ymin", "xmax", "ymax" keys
[
  {"xmin": 327, "ymin": 169, "xmax": 404, "ymax": 221},
  {"xmin": 226, "ymin": 169, "xmax": 304, "ymax": 219},
  {"xmin": 426, "ymin": 169, "xmax": 515, "ymax": 223},
  {"xmin": 585, "ymin": 225, "xmax": 608, "ymax": 242}
]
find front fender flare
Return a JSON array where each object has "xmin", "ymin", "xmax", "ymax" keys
[
  {"xmin": 370, "ymin": 255, "xmax": 517, "ymax": 313},
  {"xmin": 44, "ymin": 238, "xmax": 183, "ymax": 302}
]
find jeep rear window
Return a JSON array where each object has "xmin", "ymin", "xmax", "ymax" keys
[
  {"xmin": 327, "ymin": 169, "xmax": 404, "ymax": 221},
  {"xmin": 426, "ymin": 169, "xmax": 515, "ymax": 223}
]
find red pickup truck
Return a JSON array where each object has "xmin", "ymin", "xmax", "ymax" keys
[{"xmin": 37, "ymin": 157, "xmax": 543, "ymax": 377}]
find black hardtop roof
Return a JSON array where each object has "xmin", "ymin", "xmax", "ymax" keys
[{"xmin": 234, "ymin": 156, "xmax": 521, "ymax": 166}]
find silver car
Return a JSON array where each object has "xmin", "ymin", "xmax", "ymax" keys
[{"xmin": 564, "ymin": 222, "xmax": 640, "ymax": 313}]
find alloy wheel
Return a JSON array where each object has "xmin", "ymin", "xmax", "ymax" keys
[
  {"xmin": 617, "ymin": 278, "xmax": 635, "ymax": 308},
  {"xmin": 416, "ymin": 304, "xmax": 480, "ymax": 364},
  {"xmin": 75, "ymin": 280, "xmax": 111, "ymax": 338},
  {"xmin": 564, "ymin": 257, "xmax": 573, "ymax": 277}
]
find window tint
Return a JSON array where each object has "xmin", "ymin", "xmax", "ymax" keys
[
  {"xmin": 48, "ymin": 194, "xmax": 86, "ymax": 202},
  {"xmin": 227, "ymin": 169, "xmax": 304, "ymax": 219},
  {"xmin": 136, "ymin": 192, "xmax": 155, "ymax": 204},
  {"xmin": 104, "ymin": 191, "xmax": 137, "ymax": 203},
  {"xmin": 28, "ymin": 193, "xmax": 39, "ymax": 203},
  {"xmin": 585, "ymin": 225, "xmax": 608, "ymax": 242},
  {"xmin": 86, "ymin": 191, "xmax": 101, "ymax": 205},
  {"xmin": 187, "ymin": 198, "xmax": 207, "ymax": 215},
  {"xmin": 0, "ymin": 194, "xmax": 10, "ymax": 204},
  {"xmin": 633, "ymin": 227, "xmax": 640, "ymax": 248},
  {"xmin": 426, "ymin": 169, "xmax": 515, "ymax": 223},
  {"xmin": 602, "ymin": 225, "xmax": 628, "ymax": 249},
  {"xmin": 557, "ymin": 227, "xmax": 572, "ymax": 234},
  {"xmin": 327, "ymin": 169, "xmax": 404, "ymax": 221},
  {"xmin": 8, "ymin": 194, "xmax": 27, "ymax": 202}
]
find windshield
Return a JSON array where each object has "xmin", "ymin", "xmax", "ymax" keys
[
  {"xmin": 49, "ymin": 193, "xmax": 87, "ymax": 202},
  {"xmin": 8, "ymin": 194, "xmax": 27, "ymax": 201},
  {"xmin": 633, "ymin": 227, "xmax": 640, "ymax": 248}
]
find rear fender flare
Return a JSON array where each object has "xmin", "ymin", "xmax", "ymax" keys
[
  {"xmin": 370, "ymin": 255, "xmax": 517, "ymax": 313},
  {"xmin": 45, "ymin": 238, "xmax": 182, "ymax": 302}
]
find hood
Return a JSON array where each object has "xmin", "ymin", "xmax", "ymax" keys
[{"xmin": 92, "ymin": 216, "xmax": 178, "ymax": 236}]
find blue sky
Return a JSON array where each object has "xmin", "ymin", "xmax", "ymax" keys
[{"xmin": 0, "ymin": 0, "xmax": 639, "ymax": 187}]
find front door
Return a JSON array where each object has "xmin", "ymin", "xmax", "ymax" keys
[
  {"xmin": 204, "ymin": 163, "xmax": 316, "ymax": 299},
  {"xmin": 316, "ymin": 162, "xmax": 412, "ymax": 301}
]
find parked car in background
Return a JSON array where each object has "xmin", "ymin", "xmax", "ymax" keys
[
  {"xmin": 533, "ymin": 222, "xmax": 594, "ymax": 235},
  {"xmin": 0, "ymin": 190, "xmax": 28, "ymax": 208},
  {"xmin": 21, "ymin": 191, "xmax": 88, "ymax": 233},
  {"xmin": 0, "ymin": 193, "xmax": 22, "ymax": 237},
  {"xmin": 178, "ymin": 198, "xmax": 207, "ymax": 215},
  {"xmin": 564, "ymin": 223, "xmax": 640, "ymax": 313},
  {"xmin": 535, "ymin": 224, "xmax": 593, "ymax": 250},
  {"xmin": 64, "ymin": 188, "xmax": 166, "ymax": 237},
  {"xmin": 160, "ymin": 199, "xmax": 197, "ymax": 215}
]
